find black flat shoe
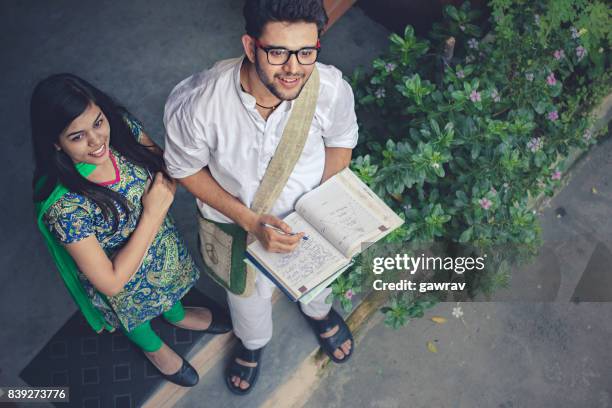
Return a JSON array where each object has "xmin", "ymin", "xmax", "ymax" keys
[
  {"xmin": 225, "ymin": 344, "xmax": 264, "ymax": 395},
  {"xmin": 166, "ymin": 306, "xmax": 233, "ymax": 334},
  {"xmin": 202, "ymin": 307, "xmax": 232, "ymax": 334},
  {"xmin": 162, "ymin": 357, "xmax": 199, "ymax": 387}
]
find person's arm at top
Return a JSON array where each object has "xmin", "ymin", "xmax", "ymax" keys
[
  {"xmin": 320, "ymin": 147, "xmax": 352, "ymax": 184},
  {"xmin": 319, "ymin": 69, "xmax": 359, "ymax": 184}
]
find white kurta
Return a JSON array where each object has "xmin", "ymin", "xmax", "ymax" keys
[
  {"xmin": 163, "ymin": 57, "xmax": 359, "ymax": 349},
  {"xmin": 164, "ymin": 56, "xmax": 359, "ymax": 220}
]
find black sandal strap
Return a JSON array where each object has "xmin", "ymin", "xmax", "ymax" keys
[
  {"xmin": 236, "ymin": 346, "xmax": 263, "ymax": 363},
  {"xmin": 324, "ymin": 325, "xmax": 347, "ymax": 347},
  {"xmin": 308, "ymin": 314, "xmax": 337, "ymax": 334},
  {"xmin": 301, "ymin": 308, "xmax": 354, "ymax": 363},
  {"xmin": 225, "ymin": 344, "xmax": 264, "ymax": 395},
  {"xmin": 228, "ymin": 361, "xmax": 254, "ymax": 379}
]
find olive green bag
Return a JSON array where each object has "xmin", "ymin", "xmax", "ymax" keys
[{"xmin": 198, "ymin": 67, "xmax": 320, "ymax": 296}]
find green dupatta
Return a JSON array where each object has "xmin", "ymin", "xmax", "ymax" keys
[{"xmin": 34, "ymin": 162, "xmax": 114, "ymax": 333}]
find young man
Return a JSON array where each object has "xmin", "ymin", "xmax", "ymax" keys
[{"xmin": 164, "ymin": 0, "xmax": 358, "ymax": 394}]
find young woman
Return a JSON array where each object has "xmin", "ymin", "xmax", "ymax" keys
[{"xmin": 31, "ymin": 73, "xmax": 231, "ymax": 387}]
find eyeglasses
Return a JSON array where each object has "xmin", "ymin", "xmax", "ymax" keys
[{"xmin": 254, "ymin": 39, "xmax": 321, "ymax": 66}]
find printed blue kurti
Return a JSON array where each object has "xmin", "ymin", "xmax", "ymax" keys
[{"xmin": 43, "ymin": 117, "xmax": 199, "ymax": 332}]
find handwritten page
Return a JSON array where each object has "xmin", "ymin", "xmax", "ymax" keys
[
  {"xmin": 295, "ymin": 169, "xmax": 400, "ymax": 257},
  {"xmin": 248, "ymin": 213, "xmax": 347, "ymax": 296},
  {"xmin": 335, "ymin": 169, "xmax": 402, "ymax": 225}
]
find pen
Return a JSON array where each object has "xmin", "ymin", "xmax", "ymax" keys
[{"xmin": 260, "ymin": 223, "xmax": 308, "ymax": 239}]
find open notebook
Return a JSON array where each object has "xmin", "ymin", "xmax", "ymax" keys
[{"xmin": 245, "ymin": 168, "xmax": 404, "ymax": 302}]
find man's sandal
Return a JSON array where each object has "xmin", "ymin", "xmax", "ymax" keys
[
  {"xmin": 225, "ymin": 344, "xmax": 264, "ymax": 395},
  {"xmin": 300, "ymin": 308, "xmax": 354, "ymax": 364}
]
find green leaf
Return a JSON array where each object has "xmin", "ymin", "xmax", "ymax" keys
[
  {"xmin": 459, "ymin": 227, "xmax": 473, "ymax": 243},
  {"xmin": 445, "ymin": 5, "xmax": 460, "ymax": 21},
  {"xmin": 470, "ymin": 143, "xmax": 481, "ymax": 159},
  {"xmin": 389, "ymin": 33, "xmax": 404, "ymax": 47},
  {"xmin": 534, "ymin": 101, "xmax": 547, "ymax": 114},
  {"xmin": 451, "ymin": 91, "xmax": 466, "ymax": 101}
]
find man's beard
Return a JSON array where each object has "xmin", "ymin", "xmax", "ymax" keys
[{"xmin": 254, "ymin": 57, "xmax": 306, "ymax": 101}]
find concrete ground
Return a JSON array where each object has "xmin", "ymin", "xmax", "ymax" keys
[{"xmin": 306, "ymin": 135, "xmax": 612, "ymax": 408}]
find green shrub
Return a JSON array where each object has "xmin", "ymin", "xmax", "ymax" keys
[{"xmin": 332, "ymin": 0, "xmax": 611, "ymax": 326}]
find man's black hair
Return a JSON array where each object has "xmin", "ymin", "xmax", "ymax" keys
[{"xmin": 243, "ymin": 0, "xmax": 329, "ymax": 38}]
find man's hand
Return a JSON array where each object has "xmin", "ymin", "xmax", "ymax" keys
[{"xmin": 248, "ymin": 214, "xmax": 304, "ymax": 253}]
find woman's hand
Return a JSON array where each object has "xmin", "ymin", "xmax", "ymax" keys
[
  {"xmin": 141, "ymin": 172, "xmax": 176, "ymax": 222},
  {"xmin": 248, "ymin": 214, "xmax": 304, "ymax": 253}
]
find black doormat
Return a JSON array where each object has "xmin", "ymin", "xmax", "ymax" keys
[{"xmin": 20, "ymin": 289, "xmax": 225, "ymax": 408}]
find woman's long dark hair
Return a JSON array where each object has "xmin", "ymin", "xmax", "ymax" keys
[{"xmin": 31, "ymin": 73, "xmax": 167, "ymax": 230}]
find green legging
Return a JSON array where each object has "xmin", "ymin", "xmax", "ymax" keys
[{"xmin": 122, "ymin": 301, "xmax": 186, "ymax": 352}]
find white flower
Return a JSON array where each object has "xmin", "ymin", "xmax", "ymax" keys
[
  {"xmin": 491, "ymin": 89, "xmax": 501, "ymax": 102},
  {"xmin": 452, "ymin": 306, "xmax": 464, "ymax": 319},
  {"xmin": 570, "ymin": 27, "xmax": 580, "ymax": 39},
  {"xmin": 468, "ymin": 38, "xmax": 479, "ymax": 49},
  {"xmin": 527, "ymin": 137, "xmax": 543, "ymax": 152},
  {"xmin": 384, "ymin": 62, "xmax": 397, "ymax": 73},
  {"xmin": 534, "ymin": 14, "xmax": 541, "ymax": 26}
]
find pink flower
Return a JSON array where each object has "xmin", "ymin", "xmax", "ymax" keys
[
  {"xmin": 490, "ymin": 187, "xmax": 497, "ymax": 195},
  {"xmin": 470, "ymin": 90, "xmax": 481, "ymax": 102},
  {"xmin": 527, "ymin": 137, "xmax": 543, "ymax": 152},
  {"xmin": 576, "ymin": 46, "xmax": 587, "ymax": 61},
  {"xmin": 479, "ymin": 198, "xmax": 492, "ymax": 210},
  {"xmin": 546, "ymin": 73, "xmax": 557, "ymax": 86},
  {"xmin": 553, "ymin": 49, "xmax": 565, "ymax": 60},
  {"xmin": 551, "ymin": 171, "xmax": 562, "ymax": 180},
  {"xmin": 547, "ymin": 110, "xmax": 559, "ymax": 121},
  {"xmin": 456, "ymin": 70, "xmax": 465, "ymax": 79},
  {"xmin": 344, "ymin": 289, "xmax": 354, "ymax": 299}
]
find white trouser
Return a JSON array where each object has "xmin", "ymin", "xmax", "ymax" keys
[{"xmin": 227, "ymin": 270, "xmax": 332, "ymax": 350}]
